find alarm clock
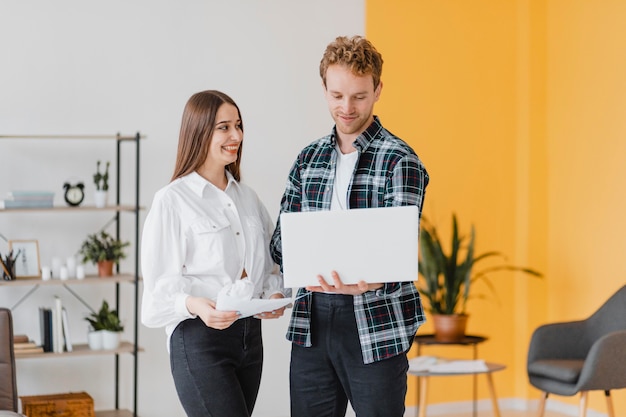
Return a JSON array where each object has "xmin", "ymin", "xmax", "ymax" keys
[{"xmin": 63, "ymin": 182, "xmax": 85, "ymax": 207}]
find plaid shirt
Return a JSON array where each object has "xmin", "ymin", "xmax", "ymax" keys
[{"xmin": 270, "ymin": 116, "xmax": 429, "ymax": 364}]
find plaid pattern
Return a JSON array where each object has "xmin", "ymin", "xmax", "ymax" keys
[{"xmin": 270, "ymin": 116, "xmax": 429, "ymax": 364}]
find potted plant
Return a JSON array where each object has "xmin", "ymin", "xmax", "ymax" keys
[
  {"xmin": 418, "ymin": 213, "xmax": 542, "ymax": 342},
  {"xmin": 78, "ymin": 230, "xmax": 130, "ymax": 277},
  {"xmin": 93, "ymin": 160, "xmax": 110, "ymax": 208},
  {"xmin": 85, "ymin": 300, "xmax": 124, "ymax": 350}
]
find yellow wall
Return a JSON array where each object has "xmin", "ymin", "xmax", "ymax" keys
[{"xmin": 367, "ymin": 0, "xmax": 626, "ymax": 414}]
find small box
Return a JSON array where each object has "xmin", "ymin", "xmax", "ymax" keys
[{"xmin": 20, "ymin": 392, "xmax": 95, "ymax": 417}]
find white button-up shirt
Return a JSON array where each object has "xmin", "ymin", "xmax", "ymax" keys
[{"xmin": 141, "ymin": 171, "xmax": 284, "ymax": 345}]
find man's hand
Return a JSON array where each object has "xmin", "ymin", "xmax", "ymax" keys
[{"xmin": 305, "ymin": 270, "xmax": 383, "ymax": 295}]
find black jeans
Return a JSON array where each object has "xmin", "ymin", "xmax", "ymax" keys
[
  {"xmin": 170, "ymin": 316, "xmax": 263, "ymax": 417},
  {"xmin": 290, "ymin": 293, "xmax": 408, "ymax": 417}
]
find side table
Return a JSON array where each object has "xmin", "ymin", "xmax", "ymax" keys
[
  {"xmin": 412, "ymin": 334, "xmax": 487, "ymax": 417},
  {"xmin": 408, "ymin": 361, "xmax": 506, "ymax": 417}
]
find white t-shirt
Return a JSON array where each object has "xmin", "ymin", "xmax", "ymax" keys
[
  {"xmin": 331, "ymin": 145, "xmax": 358, "ymax": 211},
  {"xmin": 140, "ymin": 171, "xmax": 284, "ymax": 348}
]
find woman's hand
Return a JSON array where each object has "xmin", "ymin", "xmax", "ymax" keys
[
  {"xmin": 186, "ymin": 296, "xmax": 240, "ymax": 330},
  {"xmin": 254, "ymin": 293, "xmax": 287, "ymax": 319}
]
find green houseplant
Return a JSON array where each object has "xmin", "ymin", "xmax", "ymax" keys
[
  {"xmin": 85, "ymin": 300, "xmax": 124, "ymax": 350},
  {"xmin": 93, "ymin": 160, "xmax": 110, "ymax": 208},
  {"xmin": 79, "ymin": 230, "xmax": 130, "ymax": 277},
  {"xmin": 93, "ymin": 160, "xmax": 110, "ymax": 191},
  {"xmin": 418, "ymin": 213, "xmax": 542, "ymax": 341},
  {"xmin": 85, "ymin": 300, "xmax": 124, "ymax": 332}
]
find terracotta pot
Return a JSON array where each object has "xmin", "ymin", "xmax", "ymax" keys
[
  {"xmin": 432, "ymin": 314, "xmax": 468, "ymax": 342},
  {"xmin": 97, "ymin": 260, "xmax": 115, "ymax": 277}
]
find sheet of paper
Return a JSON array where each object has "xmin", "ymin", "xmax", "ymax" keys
[
  {"xmin": 215, "ymin": 296, "xmax": 292, "ymax": 319},
  {"xmin": 409, "ymin": 356, "xmax": 488, "ymax": 373}
]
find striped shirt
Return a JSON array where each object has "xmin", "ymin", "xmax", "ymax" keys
[{"xmin": 270, "ymin": 116, "xmax": 429, "ymax": 364}]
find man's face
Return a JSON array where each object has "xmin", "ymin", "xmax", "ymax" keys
[{"xmin": 323, "ymin": 64, "xmax": 381, "ymax": 143}]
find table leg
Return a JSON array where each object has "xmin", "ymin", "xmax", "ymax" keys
[
  {"xmin": 415, "ymin": 345, "xmax": 422, "ymax": 417},
  {"xmin": 485, "ymin": 373, "xmax": 501, "ymax": 417},
  {"xmin": 418, "ymin": 376, "xmax": 428, "ymax": 417},
  {"xmin": 473, "ymin": 345, "xmax": 478, "ymax": 417}
]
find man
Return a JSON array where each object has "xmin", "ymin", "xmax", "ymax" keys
[{"xmin": 270, "ymin": 35, "xmax": 429, "ymax": 417}]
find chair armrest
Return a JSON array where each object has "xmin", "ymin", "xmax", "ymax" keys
[
  {"xmin": 528, "ymin": 320, "xmax": 588, "ymax": 365},
  {"xmin": 577, "ymin": 330, "xmax": 626, "ymax": 391}
]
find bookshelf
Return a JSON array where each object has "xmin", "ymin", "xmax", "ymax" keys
[{"xmin": 0, "ymin": 133, "xmax": 142, "ymax": 417}]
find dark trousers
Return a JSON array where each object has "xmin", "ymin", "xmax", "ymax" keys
[
  {"xmin": 290, "ymin": 293, "xmax": 408, "ymax": 417},
  {"xmin": 170, "ymin": 316, "xmax": 263, "ymax": 417}
]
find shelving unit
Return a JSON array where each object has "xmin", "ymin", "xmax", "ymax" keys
[{"xmin": 0, "ymin": 133, "xmax": 142, "ymax": 417}]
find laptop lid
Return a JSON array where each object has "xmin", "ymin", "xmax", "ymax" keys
[{"xmin": 279, "ymin": 206, "xmax": 419, "ymax": 288}]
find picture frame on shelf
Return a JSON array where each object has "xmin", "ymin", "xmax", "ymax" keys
[{"xmin": 8, "ymin": 239, "xmax": 41, "ymax": 278}]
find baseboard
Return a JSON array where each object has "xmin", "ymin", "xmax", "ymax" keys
[{"xmin": 403, "ymin": 397, "xmax": 608, "ymax": 417}]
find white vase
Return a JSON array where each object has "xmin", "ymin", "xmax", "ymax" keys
[
  {"xmin": 87, "ymin": 330, "xmax": 103, "ymax": 350},
  {"xmin": 101, "ymin": 330, "xmax": 121, "ymax": 350},
  {"xmin": 94, "ymin": 190, "xmax": 108, "ymax": 208}
]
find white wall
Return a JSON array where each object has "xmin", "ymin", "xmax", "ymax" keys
[{"xmin": 0, "ymin": 1, "xmax": 364, "ymax": 416}]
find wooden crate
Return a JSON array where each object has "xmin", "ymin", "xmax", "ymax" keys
[{"xmin": 20, "ymin": 392, "xmax": 95, "ymax": 417}]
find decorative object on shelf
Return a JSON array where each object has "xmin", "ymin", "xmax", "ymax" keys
[
  {"xmin": 62, "ymin": 182, "xmax": 85, "ymax": 207},
  {"xmin": 85, "ymin": 300, "xmax": 124, "ymax": 350},
  {"xmin": 8, "ymin": 240, "xmax": 41, "ymax": 279},
  {"xmin": 418, "ymin": 213, "xmax": 542, "ymax": 342},
  {"xmin": 93, "ymin": 160, "xmax": 110, "ymax": 208},
  {"xmin": 78, "ymin": 230, "xmax": 129, "ymax": 277},
  {"xmin": 0, "ymin": 249, "xmax": 19, "ymax": 280}
]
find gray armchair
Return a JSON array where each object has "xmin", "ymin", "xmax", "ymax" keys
[
  {"xmin": 527, "ymin": 285, "xmax": 626, "ymax": 417},
  {"xmin": 0, "ymin": 308, "xmax": 26, "ymax": 416}
]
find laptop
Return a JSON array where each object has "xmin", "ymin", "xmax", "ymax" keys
[{"xmin": 279, "ymin": 205, "xmax": 419, "ymax": 288}]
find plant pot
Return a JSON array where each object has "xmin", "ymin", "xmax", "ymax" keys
[
  {"xmin": 94, "ymin": 190, "xmax": 108, "ymax": 208},
  {"xmin": 432, "ymin": 314, "xmax": 468, "ymax": 342},
  {"xmin": 101, "ymin": 330, "xmax": 121, "ymax": 350},
  {"xmin": 97, "ymin": 260, "xmax": 114, "ymax": 277},
  {"xmin": 88, "ymin": 330, "xmax": 103, "ymax": 350}
]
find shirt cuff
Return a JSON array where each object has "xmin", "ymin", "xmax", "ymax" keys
[{"xmin": 176, "ymin": 294, "xmax": 196, "ymax": 319}]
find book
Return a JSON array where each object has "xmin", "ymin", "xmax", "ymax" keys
[
  {"xmin": 53, "ymin": 297, "xmax": 63, "ymax": 353},
  {"xmin": 61, "ymin": 307, "xmax": 73, "ymax": 352},
  {"xmin": 13, "ymin": 334, "xmax": 30, "ymax": 343},
  {"xmin": 39, "ymin": 307, "xmax": 53, "ymax": 352},
  {"xmin": 0, "ymin": 198, "xmax": 54, "ymax": 209},
  {"xmin": 7, "ymin": 190, "xmax": 55, "ymax": 200},
  {"xmin": 14, "ymin": 346, "xmax": 45, "ymax": 354},
  {"xmin": 14, "ymin": 341, "xmax": 38, "ymax": 349}
]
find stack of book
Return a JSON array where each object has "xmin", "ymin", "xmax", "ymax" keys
[
  {"xmin": 0, "ymin": 190, "xmax": 54, "ymax": 209},
  {"xmin": 13, "ymin": 334, "xmax": 44, "ymax": 354}
]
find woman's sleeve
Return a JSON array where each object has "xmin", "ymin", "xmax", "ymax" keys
[
  {"xmin": 259, "ymin": 197, "xmax": 291, "ymax": 299},
  {"xmin": 140, "ymin": 193, "xmax": 195, "ymax": 328}
]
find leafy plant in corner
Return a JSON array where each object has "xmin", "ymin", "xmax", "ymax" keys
[
  {"xmin": 93, "ymin": 160, "xmax": 110, "ymax": 191},
  {"xmin": 418, "ymin": 213, "xmax": 542, "ymax": 316},
  {"xmin": 85, "ymin": 300, "xmax": 124, "ymax": 332},
  {"xmin": 79, "ymin": 230, "xmax": 130, "ymax": 265}
]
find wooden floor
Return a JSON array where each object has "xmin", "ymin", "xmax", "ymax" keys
[{"xmin": 418, "ymin": 411, "xmax": 566, "ymax": 417}]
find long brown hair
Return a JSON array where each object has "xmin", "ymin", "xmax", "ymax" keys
[{"xmin": 171, "ymin": 90, "xmax": 243, "ymax": 182}]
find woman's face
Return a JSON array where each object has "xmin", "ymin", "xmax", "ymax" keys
[{"xmin": 205, "ymin": 103, "xmax": 242, "ymax": 168}]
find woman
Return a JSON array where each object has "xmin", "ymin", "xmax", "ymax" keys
[{"xmin": 141, "ymin": 90, "xmax": 287, "ymax": 417}]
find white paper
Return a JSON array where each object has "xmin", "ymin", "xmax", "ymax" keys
[
  {"xmin": 409, "ymin": 356, "xmax": 488, "ymax": 373},
  {"xmin": 215, "ymin": 296, "xmax": 292, "ymax": 319}
]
